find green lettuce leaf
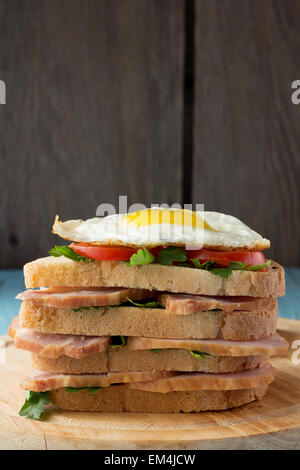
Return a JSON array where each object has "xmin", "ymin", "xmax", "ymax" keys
[
  {"xmin": 19, "ymin": 391, "xmax": 50, "ymax": 420},
  {"xmin": 49, "ymin": 245, "xmax": 94, "ymax": 262}
]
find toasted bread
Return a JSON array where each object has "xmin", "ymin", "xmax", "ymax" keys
[
  {"xmin": 24, "ymin": 257, "xmax": 285, "ymax": 297},
  {"xmin": 31, "ymin": 349, "xmax": 266, "ymax": 374},
  {"xmin": 19, "ymin": 301, "xmax": 278, "ymax": 340},
  {"xmin": 50, "ymin": 384, "xmax": 269, "ymax": 413}
]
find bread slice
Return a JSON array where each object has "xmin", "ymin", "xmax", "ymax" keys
[
  {"xmin": 31, "ymin": 349, "xmax": 266, "ymax": 374},
  {"xmin": 24, "ymin": 257, "xmax": 285, "ymax": 297},
  {"xmin": 19, "ymin": 301, "xmax": 278, "ymax": 340},
  {"xmin": 50, "ymin": 384, "xmax": 269, "ymax": 413}
]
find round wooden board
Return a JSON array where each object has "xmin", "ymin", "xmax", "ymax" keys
[{"xmin": 0, "ymin": 318, "xmax": 299, "ymax": 450}]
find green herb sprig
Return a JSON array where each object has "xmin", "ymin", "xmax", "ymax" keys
[
  {"xmin": 65, "ymin": 387, "xmax": 102, "ymax": 394},
  {"xmin": 110, "ymin": 336, "xmax": 127, "ymax": 348},
  {"xmin": 72, "ymin": 306, "xmax": 101, "ymax": 312},
  {"xmin": 49, "ymin": 245, "xmax": 94, "ymax": 262},
  {"xmin": 127, "ymin": 247, "xmax": 155, "ymax": 266},
  {"xmin": 19, "ymin": 391, "xmax": 50, "ymax": 420},
  {"xmin": 189, "ymin": 350, "xmax": 210, "ymax": 359},
  {"xmin": 126, "ymin": 297, "xmax": 163, "ymax": 308}
]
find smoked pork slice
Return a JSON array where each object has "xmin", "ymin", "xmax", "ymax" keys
[
  {"xmin": 16, "ymin": 286, "xmax": 151, "ymax": 308},
  {"xmin": 21, "ymin": 370, "xmax": 177, "ymax": 392},
  {"xmin": 14, "ymin": 327, "xmax": 111, "ymax": 359},
  {"xmin": 10, "ymin": 315, "xmax": 288, "ymax": 358},
  {"xmin": 128, "ymin": 363, "xmax": 275, "ymax": 393},
  {"xmin": 127, "ymin": 334, "xmax": 288, "ymax": 357},
  {"xmin": 157, "ymin": 293, "xmax": 275, "ymax": 315}
]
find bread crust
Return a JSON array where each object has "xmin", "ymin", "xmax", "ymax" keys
[
  {"xmin": 31, "ymin": 349, "xmax": 266, "ymax": 374},
  {"xmin": 50, "ymin": 384, "xmax": 269, "ymax": 412},
  {"xmin": 24, "ymin": 257, "xmax": 285, "ymax": 297},
  {"xmin": 19, "ymin": 301, "xmax": 278, "ymax": 340}
]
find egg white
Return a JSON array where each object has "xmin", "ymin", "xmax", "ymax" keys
[{"xmin": 52, "ymin": 208, "xmax": 270, "ymax": 251}]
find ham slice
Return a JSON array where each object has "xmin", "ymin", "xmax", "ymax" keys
[
  {"xmin": 21, "ymin": 370, "xmax": 177, "ymax": 392},
  {"xmin": 21, "ymin": 365, "xmax": 274, "ymax": 392},
  {"xmin": 16, "ymin": 286, "xmax": 151, "ymax": 309},
  {"xmin": 157, "ymin": 293, "xmax": 275, "ymax": 315},
  {"xmin": 11, "ymin": 316, "xmax": 111, "ymax": 359},
  {"xmin": 14, "ymin": 327, "xmax": 111, "ymax": 359},
  {"xmin": 128, "ymin": 363, "xmax": 275, "ymax": 393},
  {"xmin": 10, "ymin": 316, "xmax": 288, "ymax": 358},
  {"xmin": 127, "ymin": 334, "xmax": 289, "ymax": 357}
]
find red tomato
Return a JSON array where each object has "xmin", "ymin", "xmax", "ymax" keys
[
  {"xmin": 185, "ymin": 249, "xmax": 266, "ymax": 267},
  {"xmin": 70, "ymin": 243, "xmax": 163, "ymax": 261},
  {"xmin": 70, "ymin": 243, "xmax": 267, "ymax": 270},
  {"xmin": 70, "ymin": 244, "xmax": 136, "ymax": 261}
]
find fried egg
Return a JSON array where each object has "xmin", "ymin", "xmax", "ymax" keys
[{"xmin": 52, "ymin": 208, "xmax": 270, "ymax": 251}]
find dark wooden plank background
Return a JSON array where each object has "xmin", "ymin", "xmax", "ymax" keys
[
  {"xmin": 193, "ymin": 0, "xmax": 300, "ymax": 266},
  {"xmin": 0, "ymin": 0, "xmax": 299, "ymax": 268},
  {"xmin": 0, "ymin": 0, "xmax": 184, "ymax": 268}
]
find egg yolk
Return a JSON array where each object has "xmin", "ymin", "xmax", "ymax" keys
[{"xmin": 123, "ymin": 208, "xmax": 214, "ymax": 230}]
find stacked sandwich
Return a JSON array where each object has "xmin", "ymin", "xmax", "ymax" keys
[{"xmin": 9, "ymin": 208, "xmax": 287, "ymax": 419}]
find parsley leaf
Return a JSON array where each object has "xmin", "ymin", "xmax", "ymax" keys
[
  {"xmin": 210, "ymin": 260, "xmax": 271, "ymax": 278},
  {"xmin": 156, "ymin": 247, "xmax": 187, "ymax": 266},
  {"xmin": 127, "ymin": 247, "xmax": 155, "ymax": 266},
  {"xmin": 110, "ymin": 336, "xmax": 127, "ymax": 348},
  {"xmin": 49, "ymin": 245, "xmax": 94, "ymax": 262},
  {"xmin": 150, "ymin": 348, "xmax": 173, "ymax": 353},
  {"xmin": 227, "ymin": 261, "xmax": 248, "ymax": 270},
  {"xmin": 190, "ymin": 350, "xmax": 210, "ymax": 359},
  {"xmin": 190, "ymin": 259, "xmax": 215, "ymax": 270},
  {"xmin": 190, "ymin": 259, "xmax": 271, "ymax": 278},
  {"xmin": 150, "ymin": 348, "xmax": 210, "ymax": 358},
  {"xmin": 65, "ymin": 387, "xmax": 102, "ymax": 394},
  {"xmin": 245, "ymin": 260, "xmax": 271, "ymax": 271},
  {"xmin": 210, "ymin": 266, "xmax": 233, "ymax": 279},
  {"xmin": 19, "ymin": 391, "xmax": 50, "ymax": 420},
  {"xmin": 126, "ymin": 297, "xmax": 163, "ymax": 308},
  {"xmin": 87, "ymin": 387, "xmax": 103, "ymax": 394},
  {"xmin": 72, "ymin": 306, "xmax": 100, "ymax": 312}
]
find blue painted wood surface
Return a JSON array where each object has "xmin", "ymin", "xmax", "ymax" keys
[{"xmin": 0, "ymin": 268, "xmax": 299, "ymax": 335}]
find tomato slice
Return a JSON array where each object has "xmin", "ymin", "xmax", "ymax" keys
[
  {"xmin": 70, "ymin": 243, "xmax": 267, "ymax": 269},
  {"xmin": 70, "ymin": 243, "xmax": 163, "ymax": 261},
  {"xmin": 70, "ymin": 244, "xmax": 137, "ymax": 261},
  {"xmin": 185, "ymin": 249, "xmax": 266, "ymax": 267}
]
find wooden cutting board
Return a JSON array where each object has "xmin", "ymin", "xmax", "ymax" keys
[{"xmin": 0, "ymin": 317, "xmax": 299, "ymax": 450}]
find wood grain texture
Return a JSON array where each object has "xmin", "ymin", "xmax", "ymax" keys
[
  {"xmin": 0, "ymin": 318, "xmax": 299, "ymax": 450},
  {"xmin": 193, "ymin": 0, "xmax": 300, "ymax": 266},
  {"xmin": 0, "ymin": 0, "xmax": 184, "ymax": 268}
]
